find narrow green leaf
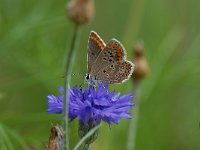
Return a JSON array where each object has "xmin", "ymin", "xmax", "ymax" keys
[
  {"xmin": 0, "ymin": 124, "xmax": 14, "ymax": 150},
  {"xmin": 73, "ymin": 125, "xmax": 101, "ymax": 150}
]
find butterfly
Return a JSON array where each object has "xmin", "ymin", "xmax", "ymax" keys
[{"xmin": 85, "ymin": 31, "xmax": 134, "ymax": 85}]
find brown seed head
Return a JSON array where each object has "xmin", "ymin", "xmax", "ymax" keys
[
  {"xmin": 132, "ymin": 42, "xmax": 150, "ymax": 82},
  {"xmin": 47, "ymin": 126, "xmax": 64, "ymax": 150},
  {"xmin": 67, "ymin": 0, "xmax": 95, "ymax": 25}
]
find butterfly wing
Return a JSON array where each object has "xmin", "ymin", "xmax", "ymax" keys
[
  {"xmin": 94, "ymin": 60, "xmax": 134, "ymax": 84},
  {"xmin": 87, "ymin": 31, "xmax": 106, "ymax": 73},
  {"xmin": 90, "ymin": 39, "xmax": 127, "ymax": 75}
]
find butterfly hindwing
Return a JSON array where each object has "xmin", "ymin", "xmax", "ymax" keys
[
  {"xmin": 90, "ymin": 39, "xmax": 127, "ymax": 75},
  {"xmin": 94, "ymin": 60, "xmax": 134, "ymax": 84}
]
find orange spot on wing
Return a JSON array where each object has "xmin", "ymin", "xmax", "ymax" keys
[
  {"xmin": 108, "ymin": 43, "xmax": 124, "ymax": 61},
  {"xmin": 90, "ymin": 34, "xmax": 104, "ymax": 51},
  {"xmin": 115, "ymin": 48, "xmax": 123, "ymax": 60}
]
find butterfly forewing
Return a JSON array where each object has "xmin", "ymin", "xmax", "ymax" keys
[{"xmin": 88, "ymin": 31, "xmax": 106, "ymax": 72}]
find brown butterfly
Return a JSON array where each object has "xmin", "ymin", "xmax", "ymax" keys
[{"xmin": 85, "ymin": 31, "xmax": 134, "ymax": 85}]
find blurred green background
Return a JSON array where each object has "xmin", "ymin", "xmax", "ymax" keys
[{"xmin": 0, "ymin": 0, "xmax": 200, "ymax": 149}]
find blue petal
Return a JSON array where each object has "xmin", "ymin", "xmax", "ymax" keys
[{"xmin": 46, "ymin": 84, "xmax": 134, "ymax": 126}]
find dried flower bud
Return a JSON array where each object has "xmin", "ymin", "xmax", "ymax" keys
[
  {"xmin": 133, "ymin": 42, "xmax": 149, "ymax": 82},
  {"xmin": 67, "ymin": 0, "xmax": 95, "ymax": 25},
  {"xmin": 47, "ymin": 126, "xmax": 64, "ymax": 150}
]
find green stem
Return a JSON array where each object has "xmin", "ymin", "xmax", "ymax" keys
[
  {"xmin": 63, "ymin": 25, "xmax": 80, "ymax": 150},
  {"xmin": 127, "ymin": 81, "xmax": 141, "ymax": 150},
  {"xmin": 122, "ymin": 0, "xmax": 144, "ymax": 48},
  {"xmin": 83, "ymin": 144, "xmax": 90, "ymax": 150}
]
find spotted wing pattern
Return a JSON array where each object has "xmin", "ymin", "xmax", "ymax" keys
[
  {"xmin": 88, "ymin": 31, "xmax": 106, "ymax": 72},
  {"xmin": 94, "ymin": 60, "xmax": 134, "ymax": 84},
  {"xmin": 90, "ymin": 39, "xmax": 126, "ymax": 75}
]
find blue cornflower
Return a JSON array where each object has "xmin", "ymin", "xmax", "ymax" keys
[
  {"xmin": 47, "ymin": 87, "xmax": 64, "ymax": 114},
  {"xmin": 47, "ymin": 84, "xmax": 134, "ymax": 125}
]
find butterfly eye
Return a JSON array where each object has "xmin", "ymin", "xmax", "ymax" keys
[{"xmin": 85, "ymin": 74, "xmax": 90, "ymax": 80}]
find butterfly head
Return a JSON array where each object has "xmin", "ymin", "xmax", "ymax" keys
[
  {"xmin": 85, "ymin": 73, "xmax": 99, "ymax": 86},
  {"xmin": 85, "ymin": 73, "xmax": 90, "ymax": 81}
]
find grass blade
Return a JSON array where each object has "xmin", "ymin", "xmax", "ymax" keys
[{"xmin": 73, "ymin": 125, "xmax": 101, "ymax": 150}]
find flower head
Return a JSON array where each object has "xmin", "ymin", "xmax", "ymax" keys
[
  {"xmin": 67, "ymin": 0, "xmax": 95, "ymax": 25},
  {"xmin": 133, "ymin": 41, "xmax": 149, "ymax": 82},
  {"xmin": 47, "ymin": 84, "xmax": 134, "ymax": 125}
]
